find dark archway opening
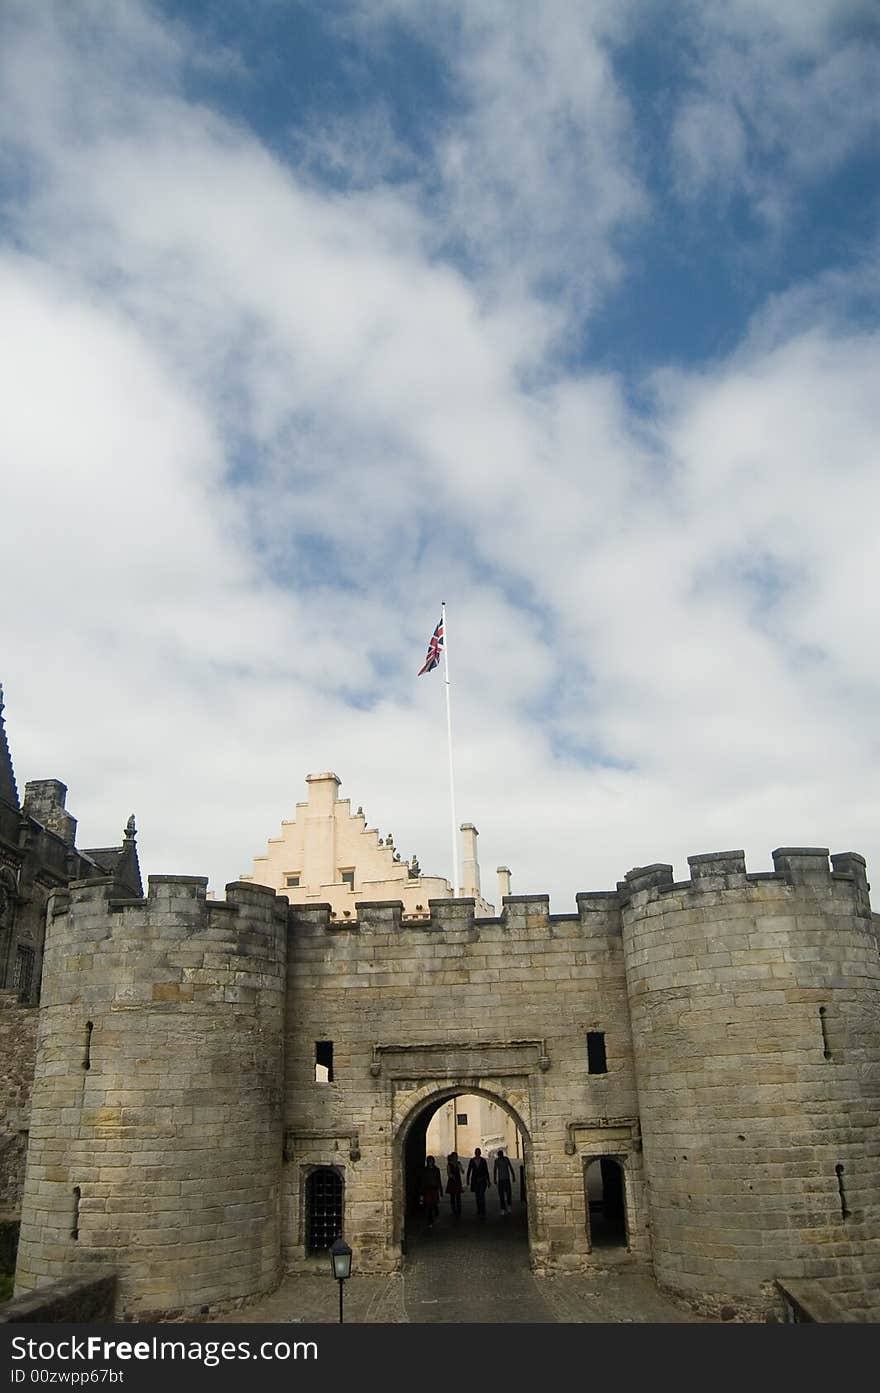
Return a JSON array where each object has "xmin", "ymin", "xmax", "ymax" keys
[
  {"xmin": 305, "ymin": 1166, "xmax": 343, "ymax": 1254},
  {"xmin": 585, "ymin": 1156, "xmax": 627, "ymax": 1249},
  {"xmin": 403, "ymin": 1101, "xmax": 436, "ymax": 1225},
  {"xmin": 401, "ymin": 1090, "xmax": 530, "ymax": 1260}
]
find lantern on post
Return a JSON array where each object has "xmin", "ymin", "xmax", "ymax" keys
[{"xmin": 329, "ymin": 1236, "xmax": 352, "ymax": 1324}]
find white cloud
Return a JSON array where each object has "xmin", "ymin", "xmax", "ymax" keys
[
  {"xmin": 1, "ymin": 0, "xmax": 878, "ymax": 916},
  {"xmin": 668, "ymin": 0, "xmax": 879, "ymax": 214}
]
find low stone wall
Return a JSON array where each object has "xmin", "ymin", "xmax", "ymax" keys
[
  {"xmin": 777, "ymin": 1279, "xmax": 859, "ymax": 1323},
  {"xmin": 0, "ymin": 1272, "xmax": 117, "ymax": 1323}
]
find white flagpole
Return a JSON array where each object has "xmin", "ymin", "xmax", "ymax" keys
[{"xmin": 441, "ymin": 601, "xmax": 460, "ymax": 897}]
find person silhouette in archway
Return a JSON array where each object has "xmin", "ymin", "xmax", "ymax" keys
[
  {"xmin": 493, "ymin": 1148, "xmax": 515, "ymax": 1214},
  {"xmin": 446, "ymin": 1151, "xmax": 464, "ymax": 1217},
  {"xmin": 421, "ymin": 1155, "xmax": 442, "ymax": 1228},
  {"xmin": 466, "ymin": 1147, "xmax": 491, "ymax": 1218}
]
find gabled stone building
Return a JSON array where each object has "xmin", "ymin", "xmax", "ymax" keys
[{"xmin": 243, "ymin": 770, "xmax": 496, "ymax": 918}]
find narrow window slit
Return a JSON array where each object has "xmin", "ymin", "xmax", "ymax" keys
[
  {"xmin": 82, "ymin": 1021, "xmax": 93, "ymax": 1071},
  {"xmin": 819, "ymin": 1006, "xmax": 831, "ymax": 1060},
  {"xmin": 835, "ymin": 1163, "xmax": 850, "ymax": 1220},
  {"xmin": 71, "ymin": 1186, "xmax": 81, "ymax": 1240}
]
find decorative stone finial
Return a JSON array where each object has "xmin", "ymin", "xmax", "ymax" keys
[{"xmin": 124, "ymin": 814, "xmax": 137, "ymax": 840}]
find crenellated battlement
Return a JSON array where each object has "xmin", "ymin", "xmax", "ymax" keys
[
  {"xmin": 616, "ymin": 846, "xmax": 873, "ymax": 919},
  {"xmin": 284, "ymin": 846, "xmax": 874, "ymax": 941},
  {"xmin": 47, "ymin": 873, "xmax": 288, "ymax": 948},
  {"xmin": 37, "ymin": 874, "xmax": 290, "ymax": 1023},
  {"xmin": 290, "ymin": 892, "xmax": 562, "ymax": 940}
]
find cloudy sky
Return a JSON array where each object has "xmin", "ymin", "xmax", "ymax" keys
[{"xmin": 2, "ymin": 0, "xmax": 878, "ymax": 910}]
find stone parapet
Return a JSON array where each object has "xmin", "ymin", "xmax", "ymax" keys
[{"xmin": 0, "ymin": 1270, "xmax": 116, "ymax": 1323}]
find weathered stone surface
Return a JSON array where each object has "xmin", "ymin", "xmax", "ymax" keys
[
  {"xmin": 7, "ymin": 843, "xmax": 880, "ymax": 1325},
  {"xmin": 0, "ymin": 992, "xmax": 38, "ymax": 1213}
]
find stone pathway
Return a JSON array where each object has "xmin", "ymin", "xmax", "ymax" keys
[
  {"xmin": 212, "ymin": 1195, "xmax": 706, "ymax": 1324},
  {"xmin": 402, "ymin": 1204, "xmax": 556, "ymax": 1323}
]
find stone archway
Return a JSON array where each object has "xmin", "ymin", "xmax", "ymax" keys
[
  {"xmin": 393, "ymin": 1081, "xmax": 536, "ymax": 1260},
  {"xmin": 584, "ymin": 1155, "xmax": 628, "ymax": 1251}
]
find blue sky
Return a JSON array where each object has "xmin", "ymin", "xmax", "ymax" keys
[{"xmin": 1, "ymin": 0, "xmax": 879, "ymax": 907}]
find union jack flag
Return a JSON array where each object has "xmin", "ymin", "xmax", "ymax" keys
[{"xmin": 418, "ymin": 617, "xmax": 444, "ymax": 675}]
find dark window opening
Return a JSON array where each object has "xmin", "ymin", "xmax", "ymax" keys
[
  {"xmin": 315, "ymin": 1041, "xmax": 334, "ymax": 1083},
  {"xmin": 340, "ymin": 870, "xmax": 355, "ymax": 890},
  {"xmin": 83, "ymin": 1021, "xmax": 93, "ymax": 1071},
  {"xmin": 13, "ymin": 945, "xmax": 35, "ymax": 1001},
  {"xmin": 305, "ymin": 1168, "xmax": 343, "ymax": 1253},
  {"xmin": 71, "ymin": 1186, "xmax": 81, "ymax": 1240},
  {"xmin": 819, "ymin": 1006, "xmax": 831, "ymax": 1060},
  {"xmin": 587, "ymin": 1031, "xmax": 608, "ymax": 1074},
  {"xmin": 456, "ymin": 1113, "xmax": 468, "ymax": 1126},
  {"xmin": 285, "ymin": 874, "xmax": 300, "ymax": 888}
]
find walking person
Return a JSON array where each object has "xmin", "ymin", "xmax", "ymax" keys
[
  {"xmin": 466, "ymin": 1146, "xmax": 491, "ymax": 1218},
  {"xmin": 446, "ymin": 1151, "xmax": 464, "ymax": 1217},
  {"xmin": 493, "ymin": 1148, "xmax": 515, "ymax": 1214},
  {"xmin": 420, "ymin": 1155, "xmax": 442, "ymax": 1228}
]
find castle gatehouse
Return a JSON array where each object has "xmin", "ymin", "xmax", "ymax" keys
[{"xmin": 10, "ymin": 840, "xmax": 880, "ymax": 1322}]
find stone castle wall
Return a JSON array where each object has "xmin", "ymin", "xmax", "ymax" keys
[
  {"xmin": 9, "ymin": 844, "xmax": 880, "ymax": 1321},
  {"xmin": 284, "ymin": 892, "xmax": 642, "ymax": 1274},
  {"xmin": 0, "ymin": 991, "xmax": 38, "ymax": 1214},
  {"xmin": 620, "ymin": 849, "xmax": 880, "ymax": 1320},
  {"xmin": 14, "ymin": 876, "xmax": 287, "ymax": 1320}
]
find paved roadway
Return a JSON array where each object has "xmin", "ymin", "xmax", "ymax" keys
[{"xmin": 213, "ymin": 1193, "xmax": 705, "ymax": 1324}]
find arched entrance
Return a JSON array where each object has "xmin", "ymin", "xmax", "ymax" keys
[
  {"xmin": 584, "ymin": 1156, "xmax": 628, "ymax": 1250},
  {"xmin": 395, "ymin": 1084, "xmax": 534, "ymax": 1261}
]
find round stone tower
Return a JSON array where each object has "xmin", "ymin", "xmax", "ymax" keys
[
  {"xmin": 14, "ymin": 874, "xmax": 287, "ymax": 1319},
  {"xmin": 621, "ymin": 848, "xmax": 880, "ymax": 1320}
]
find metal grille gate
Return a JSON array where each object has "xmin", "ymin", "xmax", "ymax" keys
[{"xmin": 306, "ymin": 1167, "xmax": 343, "ymax": 1253}]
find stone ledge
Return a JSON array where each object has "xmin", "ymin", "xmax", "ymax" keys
[
  {"xmin": 776, "ymin": 1278, "xmax": 858, "ymax": 1323},
  {"xmin": 1, "ymin": 1270, "xmax": 117, "ymax": 1323}
]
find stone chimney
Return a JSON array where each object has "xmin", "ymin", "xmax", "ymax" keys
[
  {"xmin": 304, "ymin": 773, "xmax": 341, "ymax": 889},
  {"xmin": 460, "ymin": 823, "xmax": 481, "ymax": 897},
  {"xmin": 23, "ymin": 779, "xmax": 77, "ymax": 846},
  {"xmin": 497, "ymin": 866, "xmax": 511, "ymax": 900}
]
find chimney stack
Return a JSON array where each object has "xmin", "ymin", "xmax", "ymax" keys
[{"xmin": 460, "ymin": 823, "xmax": 481, "ymax": 897}]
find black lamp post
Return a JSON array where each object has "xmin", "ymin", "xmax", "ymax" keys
[{"xmin": 329, "ymin": 1236, "xmax": 352, "ymax": 1324}]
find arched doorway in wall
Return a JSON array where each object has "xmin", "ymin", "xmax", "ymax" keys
[
  {"xmin": 584, "ymin": 1156, "xmax": 628, "ymax": 1250},
  {"xmin": 397, "ymin": 1086, "xmax": 533, "ymax": 1261}
]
